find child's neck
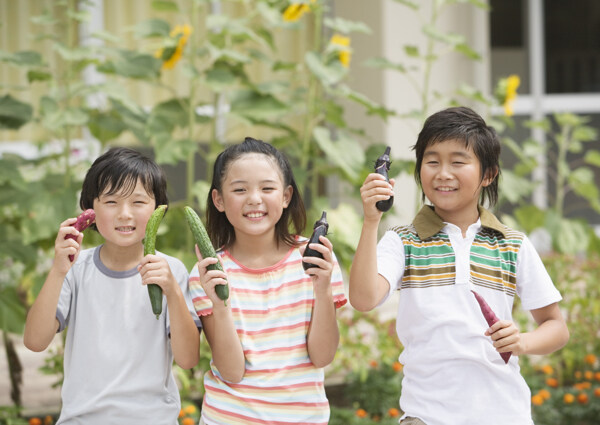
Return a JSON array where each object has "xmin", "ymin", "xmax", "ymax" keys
[
  {"xmin": 99, "ymin": 242, "xmax": 144, "ymax": 271},
  {"xmin": 435, "ymin": 206, "xmax": 480, "ymax": 238},
  {"xmin": 228, "ymin": 234, "xmax": 291, "ymax": 269}
]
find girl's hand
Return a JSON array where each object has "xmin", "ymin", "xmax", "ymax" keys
[
  {"xmin": 360, "ymin": 173, "xmax": 395, "ymax": 222},
  {"xmin": 300, "ymin": 235, "xmax": 334, "ymax": 294},
  {"xmin": 53, "ymin": 217, "xmax": 84, "ymax": 274},
  {"xmin": 138, "ymin": 255, "xmax": 180, "ymax": 298},
  {"xmin": 194, "ymin": 244, "xmax": 229, "ymax": 308},
  {"xmin": 486, "ymin": 320, "xmax": 523, "ymax": 356}
]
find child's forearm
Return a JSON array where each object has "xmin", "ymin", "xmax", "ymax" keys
[
  {"xmin": 349, "ymin": 220, "xmax": 387, "ymax": 311},
  {"xmin": 203, "ymin": 304, "xmax": 245, "ymax": 383},
  {"xmin": 23, "ymin": 267, "xmax": 64, "ymax": 352},
  {"xmin": 167, "ymin": 289, "xmax": 200, "ymax": 369},
  {"xmin": 307, "ymin": 287, "xmax": 339, "ymax": 368},
  {"xmin": 521, "ymin": 304, "xmax": 569, "ymax": 355}
]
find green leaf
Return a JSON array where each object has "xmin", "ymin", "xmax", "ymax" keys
[
  {"xmin": 230, "ymin": 90, "xmax": 288, "ymax": 121},
  {"xmin": 0, "ymin": 95, "xmax": 33, "ymax": 130},
  {"xmin": 324, "ymin": 17, "xmax": 371, "ymax": 34},
  {"xmin": 499, "ymin": 169, "xmax": 534, "ymax": 203},
  {"xmin": 205, "ymin": 67, "xmax": 238, "ymax": 92},
  {"xmin": 87, "ymin": 110, "xmax": 127, "ymax": 143},
  {"xmin": 312, "ymin": 127, "xmax": 365, "ymax": 184},
  {"xmin": 304, "ymin": 51, "xmax": 347, "ymax": 86},
  {"xmin": 98, "ymin": 50, "xmax": 161, "ymax": 79},
  {"xmin": 134, "ymin": 18, "xmax": 171, "ymax": 38},
  {"xmin": 390, "ymin": 0, "xmax": 419, "ymax": 9},
  {"xmin": 336, "ymin": 85, "xmax": 396, "ymax": 121},
  {"xmin": 27, "ymin": 70, "xmax": 52, "ymax": 83},
  {"xmin": 363, "ymin": 57, "xmax": 406, "ymax": 73},
  {"xmin": 0, "ymin": 50, "xmax": 44, "ymax": 67},
  {"xmin": 0, "ymin": 288, "xmax": 27, "ymax": 334},
  {"xmin": 404, "ymin": 45, "xmax": 419, "ymax": 57},
  {"xmin": 153, "ymin": 137, "xmax": 197, "ymax": 165},
  {"xmin": 513, "ymin": 204, "xmax": 546, "ymax": 234},
  {"xmin": 151, "ymin": 0, "xmax": 179, "ymax": 11},
  {"xmin": 53, "ymin": 43, "xmax": 97, "ymax": 62},
  {"xmin": 584, "ymin": 150, "xmax": 600, "ymax": 167},
  {"xmin": 550, "ymin": 218, "xmax": 590, "ymax": 254}
]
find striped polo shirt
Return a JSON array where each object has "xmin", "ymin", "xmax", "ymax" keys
[
  {"xmin": 189, "ymin": 240, "xmax": 346, "ymax": 425},
  {"xmin": 376, "ymin": 205, "xmax": 562, "ymax": 425}
]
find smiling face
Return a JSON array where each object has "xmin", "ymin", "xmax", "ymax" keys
[
  {"xmin": 212, "ymin": 153, "xmax": 292, "ymax": 243},
  {"xmin": 92, "ymin": 179, "xmax": 157, "ymax": 250},
  {"xmin": 420, "ymin": 138, "xmax": 494, "ymax": 225}
]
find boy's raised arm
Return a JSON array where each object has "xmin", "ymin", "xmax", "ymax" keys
[
  {"xmin": 24, "ymin": 218, "xmax": 81, "ymax": 351},
  {"xmin": 349, "ymin": 173, "xmax": 394, "ymax": 312}
]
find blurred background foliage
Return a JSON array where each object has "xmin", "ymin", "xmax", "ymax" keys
[{"xmin": 1, "ymin": 0, "xmax": 600, "ymax": 422}]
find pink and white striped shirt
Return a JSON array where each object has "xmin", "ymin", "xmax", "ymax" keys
[{"xmin": 189, "ymin": 240, "xmax": 346, "ymax": 425}]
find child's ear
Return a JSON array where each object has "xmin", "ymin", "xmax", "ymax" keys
[
  {"xmin": 283, "ymin": 185, "xmax": 293, "ymax": 208},
  {"xmin": 482, "ymin": 167, "xmax": 498, "ymax": 187},
  {"xmin": 212, "ymin": 189, "xmax": 225, "ymax": 212}
]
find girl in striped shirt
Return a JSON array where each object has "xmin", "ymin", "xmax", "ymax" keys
[{"xmin": 189, "ymin": 137, "xmax": 347, "ymax": 425}]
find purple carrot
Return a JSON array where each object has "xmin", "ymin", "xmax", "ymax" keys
[
  {"xmin": 471, "ymin": 290, "xmax": 512, "ymax": 364},
  {"xmin": 65, "ymin": 209, "xmax": 95, "ymax": 262}
]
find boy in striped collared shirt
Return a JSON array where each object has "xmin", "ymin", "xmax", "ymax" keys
[{"xmin": 349, "ymin": 106, "xmax": 569, "ymax": 425}]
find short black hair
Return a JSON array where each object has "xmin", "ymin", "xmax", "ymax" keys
[
  {"xmin": 207, "ymin": 137, "xmax": 306, "ymax": 249},
  {"xmin": 412, "ymin": 106, "xmax": 501, "ymax": 207},
  {"xmin": 80, "ymin": 147, "xmax": 168, "ymax": 231}
]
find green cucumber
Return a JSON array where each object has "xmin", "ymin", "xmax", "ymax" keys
[
  {"xmin": 143, "ymin": 204, "xmax": 168, "ymax": 319},
  {"xmin": 184, "ymin": 206, "xmax": 229, "ymax": 305}
]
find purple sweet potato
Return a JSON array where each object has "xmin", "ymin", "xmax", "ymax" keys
[
  {"xmin": 65, "ymin": 209, "xmax": 95, "ymax": 262},
  {"xmin": 471, "ymin": 290, "xmax": 512, "ymax": 364}
]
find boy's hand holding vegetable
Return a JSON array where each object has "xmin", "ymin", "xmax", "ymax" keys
[
  {"xmin": 138, "ymin": 255, "xmax": 181, "ymax": 299},
  {"xmin": 360, "ymin": 173, "xmax": 396, "ymax": 222},
  {"xmin": 486, "ymin": 319, "xmax": 523, "ymax": 358},
  {"xmin": 54, "ymin": 217, "xmax": 86, "ymax": 274}
]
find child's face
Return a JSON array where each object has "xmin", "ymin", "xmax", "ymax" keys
[
  {"xmin": 420, "ymin": 139, "xmax": 493, "ymax": 223},
  {"xmin": 212, "ymin": 153, "xmax": 292, "ymax": 241},
  {"xmin": 93, "ymin": 179, "xmax": 157, "ymax": 250}
]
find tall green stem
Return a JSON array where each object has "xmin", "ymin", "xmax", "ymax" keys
[
  {"xmin": 186, "ymin": 0, "xmax": 200, "ymax": 210},
  {"xmin": 554, "ymin": 124, "xmax": 570, "ymax": 219},
  {"xmin": 300, "ymin": 6, "xmax": 323, "ymax": 200},
  {"xmin": 62, "ymin": 0, "xmax": 77, "ymax": 188}
]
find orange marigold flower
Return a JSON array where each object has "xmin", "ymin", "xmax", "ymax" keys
[
  {"xmin": 388, "ymin": 408, "xmax": 400, "ymax": 417},
  {"xmin": 577, "ymin": 392, "xmax": 589, "ymax": 404},
  {"xmin": 356, "ymin": 408, "xmax": 368, "ymax": 418},
  {"xmin": 546, "ymin": 377, "xmax": 559, "ymax": 388},
  {"xmin": 393, "ymin": 361, "xmax": 403, "ymax": 372},
  {"xmin": 595, "ymin": 372, "xmax": 600, "ymax": 381},
  {"xmin": 43, "ymin": 417, "xmax": 53, "ymax": 425},
  {"xmin": 538, "ymin": 389, "xmax": 551, "ymax": 400},
  {"xmin": 29, "ymin": 419, "xmax": 42, "ymax": 425},
  {"xmin": 564, "ymin": 393, "xmax": 575, "ymax": 404},
  {"xmin": 182, "ymin": 418, "xmax": 195, "ymax": 425},
  {"xmin": 584, "ymin": 354, "xmax": 597, "ymax": 365},
  {"xmin": 540, "ymin": 364, "xmax": 554, "ymax": 375},
  {"xmin": 531, "ymin": 394, "xmax": 544, "ymax": 406},
  {"xmin": 584, "ymin": 370, "xmax": 594, "ymax": 381},
  {"xmin": 594, "ymin": 387, "xmax": 600, "ymax": 397},
  {"xmin": 184, "ymin": 404, "xmax": 197, "ymax": 414},
  {"xmin": 369, "ymin": 359, "xmax": 378, "ymax": 368},
  {"xmin": 574, "ymin": 381, "xmax": 591, "ymax": 390},
  {"xmin": 178, "ymin": 409, "xmax": 185, "ymax": 418}
]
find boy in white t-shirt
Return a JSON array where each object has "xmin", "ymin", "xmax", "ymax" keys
[
  {"xmin": 349, "ymin": 107, "xmax": 569, "ymax": 425},
  {"xmin": 24, "ymin": 147, "xmax": 201, "ymax": 425}
]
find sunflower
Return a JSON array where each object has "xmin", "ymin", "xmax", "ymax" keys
[{"xmin": 155, "ymin": 24, "xmax": 193, "ymax": 70}]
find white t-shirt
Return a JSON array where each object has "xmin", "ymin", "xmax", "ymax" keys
[
  {"xmin": 55, "ymin": 246, "xmax": 201, "ymax": 425},
  {"xmin": 377, "ymin": 219, "xmax": 562, "ymax": 425}
]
